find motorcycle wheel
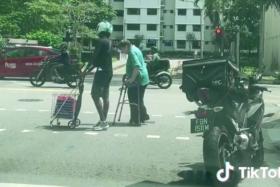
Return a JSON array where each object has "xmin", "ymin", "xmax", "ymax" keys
[
  {"xmin": 30, "ymin": 69, "xmax": 46, "ymax": 87},
  {"xmin": 203, "ymin": 127, "xmax": 240, "ymax": 187},
  {"xmin": 156, "ymin": 74, "xmax": 172, "ymax": 89},
  {"xmin": 252, "ymin": 129, "xmax": 264, "ymax": 168}
]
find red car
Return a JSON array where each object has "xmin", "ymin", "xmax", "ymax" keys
[{"xmin": 0, "ymin": 46, "xmax": 59, "ymax": 77}]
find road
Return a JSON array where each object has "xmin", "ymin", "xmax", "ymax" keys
[{"xmin": 0, "ymin": 77, "xmax": 280, "ymax": 187}]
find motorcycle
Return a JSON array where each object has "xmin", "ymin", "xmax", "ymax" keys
[
  {"xmin": 146, "ymin": 59, "xmax": 172, "ymax": 89},
  {"xmin": 30, "ymin": 57, "xmax": 82, "ymax": 88},
  {"xmin": 180, "ymin": 58, "xmax": 270, "ymax": 186}
]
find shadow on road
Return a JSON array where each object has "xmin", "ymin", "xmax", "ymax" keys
[{"xmin": 126, "ymin": 163, "xmax": 212, "ymax": 187}]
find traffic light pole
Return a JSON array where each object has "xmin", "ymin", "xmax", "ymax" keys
[{"xmin": 236, "ymin": 26, "xmax": 240, "ymax": 68}]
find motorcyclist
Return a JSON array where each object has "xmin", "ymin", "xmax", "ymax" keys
[
  {"xmin": 50, "ymin": 43, "xmax": 71, "ymax": 81},
  {"xmin": 147, "ymin": 46, "xmax": 160, "ymax": 75}
]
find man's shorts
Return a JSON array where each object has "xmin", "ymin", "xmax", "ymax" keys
[{"xmin": 91, "ymin": 71, "xmax": 112, "ymax": 98}]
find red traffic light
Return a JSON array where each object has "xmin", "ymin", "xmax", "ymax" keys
[{"xmin": 215, "ymin": 27, "xmax": 223, "ymax": 36}]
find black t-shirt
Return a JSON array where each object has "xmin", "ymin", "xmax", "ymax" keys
[{"xmin": 92, "ymin": 38, "xmax": 112, "ymax": 73}]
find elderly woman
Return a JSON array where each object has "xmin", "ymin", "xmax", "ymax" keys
[{"xmin": 119, "ymin": 40, "xmax": 150, "ymax": 125}]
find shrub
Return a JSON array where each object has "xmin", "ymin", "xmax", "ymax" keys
[{"xmin": 26, "ymin": 30, "xmax": 62, "ymax": 48}]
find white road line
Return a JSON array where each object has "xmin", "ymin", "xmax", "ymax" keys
[
  {"xmin": 0, "ymin": 129, "xmax": 7, "ymax": 132},
  {"xmin": 175, "ymin": 115, "xmax": 186, "ymax": 119},
  {"xmin": 176, "ymin": 137, "xmax": 190, "ymax": 141},
  {"xmin": 114, "ymin": 133, "xmax": 128, "ymax": 137},
  {"xmin": 16, "ymin": 109, "xmax": 28, "ymax": 112},
  {"xmin": 146, "ymin": 135, "xmax": 160, "ymax": 139},
  {"xmin": 38, "ymin": 109, "xmax": 49, "ymax": 112},
  {"xmin": 0, "ymin": 183, "xmax": 65, "ymax": 187},
  {"xmin": 0, "ymin": 108, "xmax": 7, "ymax": 111},
  {"xmin": 152, "ymin": 114, "xmax": 162, "ymax": 117},
  {"xmin": 21, "ymin": 130, "xmax": 34, "ymax": 133},
  {"xmin": 83, "ymin": 111, "xmax": 94, "ymax": 114},
  {"xmin": 52, "ymin": 131, "xmax": 60, "ymax": 134},
  {"xmin": 85, "ymin": 132, "xmax": 99, "ymax": 136}
]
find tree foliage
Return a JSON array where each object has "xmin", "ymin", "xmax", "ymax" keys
[
  {"xmin": 0, "ymin": 0, "xmax": 115, "ymax": 47},
  {"xmin": 194, "ymin": 0, "xmax": 280, "ymax": 51}
]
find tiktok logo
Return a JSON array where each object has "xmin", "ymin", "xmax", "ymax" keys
[{"xmin": 216, "ymin": 162, "xmax": 234, "ymax": 182}]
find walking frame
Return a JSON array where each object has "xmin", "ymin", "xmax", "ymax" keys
[{"xmin": 113, "ymin": 80, "xmax": 141, "ymax": 126}]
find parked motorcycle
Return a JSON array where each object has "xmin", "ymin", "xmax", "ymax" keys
[
  {"xmin": 146, "ymin": 59, "xmax": 172, "ymax": 89},
  {"xmin": 30, "ymin": 57, "xmax": 82, "ymax": 88},
  {"xmin": 180, "ymin": 59, "xmax": 269, "ymax": 186}
]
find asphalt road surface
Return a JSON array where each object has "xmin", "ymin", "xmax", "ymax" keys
[{"xmin": 0, "ymin": 77, "xmax": 280, "ymax": 187}]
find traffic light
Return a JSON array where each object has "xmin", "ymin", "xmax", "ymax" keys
[{"xmin": 215, "ymin": 26, "xmax": 223, "ymax": 38}]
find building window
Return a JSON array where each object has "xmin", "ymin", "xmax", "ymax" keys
[
  {"xmin": 177, "ymin": 40, "xmax": 186, "ymax": 49},
  {"xmin": 205, "ymin": 41, "xmax": 209, "ymax": 45},
  {"xmin": 127, "ymin": 8, "xmax": 140, "ymax": 15},
  {"xmin": 163, "ymin": 25, "xmax": 167, "ymax": 29},
  {"xmin": 193, "ymin": 9, "xmax": 201, "ymax": 16},
  {"xmin": 147, "ymin": 8, "xmax": 157, "ymax": 15},
  {"xmin": 146, "ymin": 39, "xmax": 157, "ymax": 48},
  {"xmin": 147, "ymin": 24, "xmax": 157, "ymax": 31},
  {"xmin": 193, "ymin": 25, "xmax": 201, "ymax": 32},
  {"xmin": 164, "ymin": 40, "xmax": 173, "ymax": 47},
  {"xmin": 205, "ymin": 26, "xmax": 210, "ymax": 30},
  {"xmin": 113, "ymin": 25, "xmax": 123, "ymax": 31},
  {"xmin": 127, "ymin": 24, "xmax": 140, "ymax": 30},
  {"xmin": 192, "ymin": 40, "xmax": 201, "ymax": 49},
  {"xmin": 170, "ymin": 10, "xmax": 174, "ymax": 13},
  {"xmin": 178, "ymin": 9, "xmax": 186, "ymax": 16},
  {"xmin": 170, "ymin": 25, "xmax": 173, "ymax": 29},
  {"xmin": 116, "ymin": 10, "xmax": 124, "ymax": 17},
  {"xmin": 163, "ymin": 10, "xmax": 167, "ymax": 13},
  {"xmin": 177, "ymin": 24, "xmax": 186, "ymax": 31}
]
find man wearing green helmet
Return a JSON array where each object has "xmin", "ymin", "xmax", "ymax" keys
[{"xmin": 89, "ymin": 21, "xmax": 113, "ymax": 131}]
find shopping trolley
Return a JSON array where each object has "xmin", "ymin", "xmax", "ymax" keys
[
  {"xmin": 113, "ymin": 75, "xmax": 140, "ymax": 125},
  {"xmin": 49, "ymin": 64, "xmax": 88, "ymax": 128}
]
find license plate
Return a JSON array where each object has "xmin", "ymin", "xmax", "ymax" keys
[{"xmin": 191, "ymin": 118, "xmax": 209, "ymax": 133}]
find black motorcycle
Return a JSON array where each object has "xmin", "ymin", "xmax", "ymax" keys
[
  {"xmin": 30, "ymin": 57, "xmax": 81, "ymax": 88},
  {"xmin": 180, "ymin": 59, "xmax": 269, "ymax": 186},
  {"xmin": 146, "ymin": 59, "xmax": 172, "ymax": 89}
]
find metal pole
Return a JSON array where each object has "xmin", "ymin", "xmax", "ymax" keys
[
  {"xmin": 236, "ymin": 26, "xmax": 240, "ymax": 68},
  {"xmin": 200, "ymin": 8, "xmax": 204, "ymax": 59}
]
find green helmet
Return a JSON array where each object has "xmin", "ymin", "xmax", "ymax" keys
[{"xmin": 97, "ymin": 21, "xmax": 113, "ymax": 34}]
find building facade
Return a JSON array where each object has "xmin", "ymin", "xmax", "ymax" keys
[{"xmin": 109, "ymin": 0, "xmax": 215, "ymax": 52}]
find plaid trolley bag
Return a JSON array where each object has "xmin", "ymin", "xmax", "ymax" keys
[{"xmin": 50, "ymin": 93, "xmax": 81, "ymax": 128}]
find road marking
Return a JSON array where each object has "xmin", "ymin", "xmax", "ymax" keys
[
  {"xmin": 15, "ymin": 108, "xmax": 27, "ymax": 112},
  {"xmin": 114, "ymin": 133, "xmax": 128, "ymax": 137},
  {"xmin": 152, "ymin": 114, "xmax": 162, "ymax": 117},
  {"xmin": 0, "ymin": 183, "xmax": 65, "ymax": 187},
  {"xmin": 0, "ymin": 129, "xmax": 7, "ymax": 132},
  {"xmin": 38, "ymin": 109, "xmax": 49, "ymax": 112},
  {"xmin": 108, "ymin": 112, "xmax": 115, "ymax": 115},
  {"xmin": 83, "ymin": 111, "xmax": 94, "ymax": 114},
  {"xmin": 0, "ymin": 108, "xmax": 7, "ymax": 111},
  {"xmin": 175, "ymin": 115, "xmax": 186, "ymax": 119},
  {"xmin": 146, "ymin": 135, "xmax": 160, "ymax": 139},
  {"xmin": 21, "ymin": 129, "xmax": 34, "ymax": 133},
  {"xmin": 52, "ymin": 131, "xmax": 60, "ymax": 134},
  {"xmin": 85, "ymin": 132, "xmax": 99, "ymax": 136},
  {"xmin": 176, "ymin": 137, "xmax": 190, "ymax": 141}
]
